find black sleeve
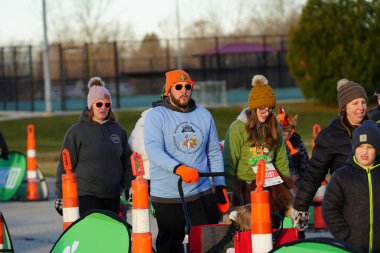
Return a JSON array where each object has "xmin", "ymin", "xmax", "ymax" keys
[
  {"xmin": 297, "ymin": 141, "xmax": 310, "ymax": 179},
  {"xmin": 0, "ymin": 132, "xmax": 9, "ymax": 160},
  {"xmin": 294, "ymin": 131, "xmax": 333, "ymax": 211}
]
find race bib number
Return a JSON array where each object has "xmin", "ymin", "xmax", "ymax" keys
[{"xmin": 252, "ymin": 163, "xmax": 283, "ymax": 187}]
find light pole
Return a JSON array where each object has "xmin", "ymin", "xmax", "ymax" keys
[
  {"xmin": 42, "ymin": 0, "xmax": 52, "ymax": 112},
  {"xmin": 175, "ymin": 0, "xmax": 182, "ymax": 69}
]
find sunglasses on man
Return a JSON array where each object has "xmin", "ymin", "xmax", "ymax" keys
[
  {"xmin": 174, "ymin": 83, "xmax": 192, "ymax": 91},
  {"xmin": 95, "ymin": 101, "xmax": 112, "ymax": 108}
]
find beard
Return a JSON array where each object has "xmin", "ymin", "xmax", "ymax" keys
[{"xmin": 169, "ymin": 92, "xmax": 190, "ymax": 109}]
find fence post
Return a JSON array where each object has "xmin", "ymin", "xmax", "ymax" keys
[
  {"xmin": 113, "ymin": 41, "xmax": 121, "ymax": 109},
  {"xmin": 58, "ymin": 44, "xmax": 66, "ymax": 111},
  {"xmin": 28, "ymin": 45, "xmax": 35, "ymax": 112}
]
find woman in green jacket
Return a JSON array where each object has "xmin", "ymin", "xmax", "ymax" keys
[{"xmin": 223, "ymin": 74, "xmax": 293, "ymax": 217}]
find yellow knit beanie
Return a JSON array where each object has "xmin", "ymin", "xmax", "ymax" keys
[{"xmin": 248, "ymin": 75, "xmax": 276, "ymax": 110}]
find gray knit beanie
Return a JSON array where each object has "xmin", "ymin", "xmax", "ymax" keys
[
  {"xmin": 352, "ymin": 120, "xmax": 380, "ymax": 156},
  {"xmin": 337, "ymin": 79, "xmax": 367, "ymax": 110},
  {"xmin": 87, "ymin": 77, "xmax": 112, "ymax": 109}
]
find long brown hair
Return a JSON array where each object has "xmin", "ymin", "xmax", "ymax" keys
[{"xmin": 245, "ymin": 109, "xmax": 279, "ymax": 149}]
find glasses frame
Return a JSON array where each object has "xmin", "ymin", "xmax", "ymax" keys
[
  {"xmin": 174, "ymin": 83, "xmax": 192, "ymax": 91},
  {"xmin": 94, "ymin": 101, "xmax": 112, "ymax": 108},
  {"xmin": 257, "ymin": 107, "xmax": 274, "ymax": 115}
]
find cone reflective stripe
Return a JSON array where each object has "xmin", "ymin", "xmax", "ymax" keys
[
  {"xmin": 312, "ymin": 124, "xmax": 321, "ymax": 148},
  {"xmin": 0, "ymin": 211, "xmax": 3, "ymax": 250},
  {"xmin": 251, "ymin": 159, "xmax": 272, "ymax": 253},
  {"xmin": 313, "ymin": 180, "xmax": 327, "ymax": 229},
  {"xmin": 131, "ymin": 152, "xmax": 152, "ymax": 253},
  {"xmin": 26, "ymin": 124, "xmax": 39, "ymax": 200},
  {"xmin": 61, "ymin": 148, "xmax": 80, "ymax": 231}
]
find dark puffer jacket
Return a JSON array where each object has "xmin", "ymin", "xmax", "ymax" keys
[
  {"xmin": 322, "ymin": 157, "xmax": 380, "ymax": 253},
  {"xmin": 294, "ymin": 117, "xmax": 353, "ymax": 211}
]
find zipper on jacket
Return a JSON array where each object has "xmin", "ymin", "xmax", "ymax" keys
[{"xmin": 366, "ymin": 168, "xmax": 373, "ymax": 253}]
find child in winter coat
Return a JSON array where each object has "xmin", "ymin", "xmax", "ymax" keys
[
  {"xmin": 322, "ymin": 120, "xmax": 380, "ymax": 253},
  {"xmin": 277, "ymin": 107, "xmax": 309, "ymax": 188}
]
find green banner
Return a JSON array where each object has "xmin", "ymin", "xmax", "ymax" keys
[
  {"xmin": 0, "ymin": 152, "xmax": 26, "ymax": 201},
  {"xmin": 51, "ymin": 210, "xmax": 131, "ymax": 253}
]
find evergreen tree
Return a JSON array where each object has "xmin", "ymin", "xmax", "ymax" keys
[{"xmin": 287, "ymin": 0, "xmax": 380, "ymax": 104}]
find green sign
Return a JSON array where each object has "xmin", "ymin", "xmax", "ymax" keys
[
  {"xmin": 0, "ymin": 152, "xmax": 26, "ymax": 201},
  {"xmin": 51, "ymin": 211, "xmax": 131, "ymax": 253}
]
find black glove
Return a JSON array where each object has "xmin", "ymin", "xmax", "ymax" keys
[
  {"xmin": 55, "ymin": 198, "xmax": 63, "ymax": 216},
  {"xmin": 215, "ymin": 185, "xmax": 227, "ymax": 204}
]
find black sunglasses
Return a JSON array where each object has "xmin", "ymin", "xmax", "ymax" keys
[
  {"xmin": 174, "ymin": 83, "xmax": 192, "ymax": 91},
  {"xmin": 95, "ymin": 102, "xmax": 112, "ymax": 108}
]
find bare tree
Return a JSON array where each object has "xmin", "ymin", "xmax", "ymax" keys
[
  {"xmin": 243, "ymin": 0, "xmax": 304, "ymax": 35},
  {"xmin": 48, "ymin": 0, "xmax": 135, "ymax": 44}
]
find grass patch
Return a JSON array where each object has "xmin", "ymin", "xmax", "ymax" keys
[{"xmin": 0, "ymin": 102, "xmax": 338, "ymax": 177}]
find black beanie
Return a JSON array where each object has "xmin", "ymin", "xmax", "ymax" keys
[{"xmin": 352, "ymin": 120, "xmax": 380, "ymax": 156}]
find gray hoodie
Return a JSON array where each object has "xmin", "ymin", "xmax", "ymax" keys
[{"xmin": 55, "ymin": 109, "xmax": 132, "ymax": 199}]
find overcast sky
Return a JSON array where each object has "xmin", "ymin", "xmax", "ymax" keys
[{"xmin": 0, "ymin": 0, "xmax": 306, "ymax": 45}]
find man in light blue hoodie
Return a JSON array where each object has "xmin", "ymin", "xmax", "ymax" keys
[{"xmin": 144, "ymin": 69, "xmax": 230, "ymax": 253}]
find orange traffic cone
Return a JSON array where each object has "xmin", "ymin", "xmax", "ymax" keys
[
  {"xmin": 131, "ymin": 152, "xmax": 152, "ymax": 253},
  {"xmin": 313, "ymin": 180, "xmax": 327, "ymax": 229},
  {"xmin": 312, "ymin": 124, "xmax": 321, "ymax": 148},
  {"xmin": 26, "ymin": 124, "xmax": 39, "ymax": 201},
  {"xmin": 61, "ymin": 148, "xmax": 80, "ymax": 231},
  {"xmin": 251, "ymin": 159, "xmax": 272, "ymax": 253},
  {"xmin": 0, "ymin": 211, "xmax": 3, "ymax": 250}
]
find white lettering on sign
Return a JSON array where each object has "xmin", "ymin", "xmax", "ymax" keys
[{"xmin": 0, "ymin": 167, "xmax": 22, "ymax": 189}]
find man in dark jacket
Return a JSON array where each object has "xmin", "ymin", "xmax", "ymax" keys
[{"xmin": 322, "ymin": 120, "xmax": 380, "ymax": 253}]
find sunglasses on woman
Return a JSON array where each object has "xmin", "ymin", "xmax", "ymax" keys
[
  {"xmin": 174, "ymin": 83, "xmax": 192, "ymax": 91},
  {"xmin": 95, "ymin": 101, "xmax": 112, "ymax": 108}
]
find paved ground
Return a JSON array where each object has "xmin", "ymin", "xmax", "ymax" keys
[{"xmin": 1, "ymin": 178, "xmax": 331, "ymax": 253}]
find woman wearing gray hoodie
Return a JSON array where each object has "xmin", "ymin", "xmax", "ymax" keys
[{"xmin": 54, "ymin": 77, "xmax": 133, "ymax": 216}]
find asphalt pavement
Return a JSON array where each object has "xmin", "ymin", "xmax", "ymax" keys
[{"xmin": 1, "ymin": 178, "xmax": 331, "ymax": 253}]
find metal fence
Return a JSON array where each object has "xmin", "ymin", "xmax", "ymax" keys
[{"xmin": 0, "ymin": 34, "xmax": 295, "ymax": 112}]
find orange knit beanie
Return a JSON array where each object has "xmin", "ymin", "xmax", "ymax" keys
[{"xmin": 164, "ymin": 69, "xmax": 193, "ymax": 96}]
